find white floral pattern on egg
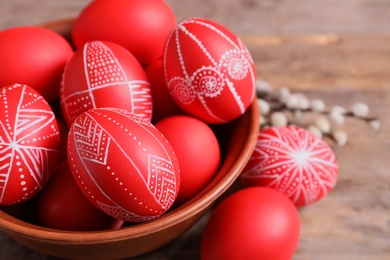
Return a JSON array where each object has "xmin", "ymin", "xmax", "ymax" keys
[{"xmin": 164, "ymin": 18, "xmax": 256, "ymax": 124}]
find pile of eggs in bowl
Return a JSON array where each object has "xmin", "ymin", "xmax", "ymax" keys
[{"xmin": 0, "ymin": 1, "xmax": 339, "ymax": 259}]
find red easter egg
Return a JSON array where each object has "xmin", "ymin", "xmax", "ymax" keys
[
  {"xmin": 37, "ymin": 161, "xmax": 124, "ymax": 231},
  {"xmin": 67, "ymin": 107, "xmax": 180, "ymax": 222},
  {"xmin": 60, "ymin": 41, "xmax": 152, "ymax": 126},
  {"xmin": 201, "ymin": 187, "xmax": 300, "ymax": 260},
  {"xmin": 164, "ymin": 18, "xmax": 256, "ymax": 124},
  {"xmin": 72, "ymin": 0, "xmax": 176, "ymax": 66},
  {"xmin": 241, "ymin": 126, "xmax": 339, "ymax": 207},
  {"xmin": 155, "ymin": 115, "xmax": 220, "ymax": 205},
  {"xmin": 0, "ymin": 84, "xmax": 60, "ymax": 205},
  {"xmin": 0, "ymin": 26, "xmax": 73, "ymax": 101},
  {"xmin": 144, "ymin": 58, "xmax": 182, "ymax": 123}
]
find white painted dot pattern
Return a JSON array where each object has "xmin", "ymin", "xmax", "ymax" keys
[
  {"xmin": 61, "ymin": 41, "xmax": 152, "ymax": 125},
  {"xmin": 164, "ymin": 18, "xmax": 256, "ymax": 123},
  {"xmin": 67, "ymin": 107, "xmax": 180, "ymax": 222}
]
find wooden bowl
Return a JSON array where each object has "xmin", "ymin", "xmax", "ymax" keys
[{"xmin": 0, "ymin": 19, "xmax": 260, "ymax": 260}]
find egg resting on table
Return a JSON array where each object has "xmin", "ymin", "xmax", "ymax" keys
[
  {"xmin": 201, "ymin": 187, "xmax": 300, "ymax": 260},
  {"xmin": 240, "ymin": 126, "xmax": 338, "ymax": 207}
]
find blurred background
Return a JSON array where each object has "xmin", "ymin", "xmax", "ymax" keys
[{"xmin": 1, "ymin": 0, "xmax": 390, "ymax": 34}]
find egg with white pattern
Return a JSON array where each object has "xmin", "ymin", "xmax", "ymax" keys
[
  {"xmin": 0, "ymin": 84, "xmax": 60, "ymax": 205},
  {"xmin": 163, "ymin": 18, "xmax": 256, "ymax": 124},
  {"xmin": 240, "ymin": 126, "xmax": 338, "ymax": 207},
  {"xmin": 60, "ymin": 40, "xmax": 152, "ymax": 126},
  {"xmin": 67, "ymin": 107, "xmax": 180, "ymax": 222}
]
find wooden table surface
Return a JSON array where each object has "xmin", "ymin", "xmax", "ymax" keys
[{"xmin": 1, "ymin": 1, "xmax": 390, "ymax": 259}]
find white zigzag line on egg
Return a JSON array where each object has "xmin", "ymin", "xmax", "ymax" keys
[
  {"xmin": 134, "ymin": 121, "xmax": 177, "ymax": 208},
  {"xmin": 73, "ymin": 118, "xmax": 110, "ymax": 165},
  {"xmin": 74, "ymin": 116, "xmax": 138, "ymax": 213},
  {"xmin": 147, "ymin": 154, "xmax": 177, "ymax": 208},
  {"xmin": 75, "ymin": 112, "xmax": 176, "ymax": 210}
]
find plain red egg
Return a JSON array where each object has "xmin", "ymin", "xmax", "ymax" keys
[
  {"xmin": 72, "ymin": 0, "xmax": 176, "ymax": 66},
  {"xmin": 155, "ymin": 115, "xmax": 220, "ymax": 205},
  {"xmin": 67, "ymin": 107, "xmax": 180, "ymax": 222},
  {"xmin": 37, "ymin": 161, "xmax": 124, "ymax": 231},
  {"xmin": 0, "ymin": 26, "xmax": 73, "ymax": 101},
  {"xmin": 201, "ymin": 187, "xmax": 300, "ymax": 260},
  {"xmin": 60, "ymin": 40, "xmax": 152, "ymax": 126},
  {"xmin": 0, "ymin": 84, "xmax": 60, "ymax": 205},
  {"xmin": 240, "ymin": 126, "xmax": 339, "ymax": 207},
  {"xmin": 144, "ymin": 58, "xmax": 182, "ymax": 124},
  {"xmin": 164, "ymin": 17, "xmax": 256, "ymax": 124}
]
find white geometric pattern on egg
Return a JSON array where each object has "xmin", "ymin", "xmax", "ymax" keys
[
  {"xmin": 164, "ymin": 18, "xmax": 256, "ymax": 124},
  {"xmin": 0, "ymin": 84, "xmax": 59, "ymax": 204},
  {"xmin": 68, "ymin": 108, "xmax": 179, "ymax": 222},
  {"xmin": 241, "ymin": 126, "xmax": 338, "ymax": 206},
  {"xmin": 61, "ymin": 41, "xmax": 152, "ymax": 125}
]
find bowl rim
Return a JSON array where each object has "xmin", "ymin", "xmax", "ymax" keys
[{"xmin": 0, "ymin": 18, "xmax": 260, "ymax": 245}]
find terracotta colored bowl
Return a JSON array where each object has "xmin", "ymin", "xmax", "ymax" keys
[{"xmin": 0, "ymin": 19, "xmax": 259, "ymax": 260}]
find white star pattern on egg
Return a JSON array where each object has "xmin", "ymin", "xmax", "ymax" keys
[
  {"xmin": 241, "ymin": 126, "xmax": 338, "ymax": 207},
  {"xmin": 0, "ymin": 84, "xmax": 59, "ymax": 204}
]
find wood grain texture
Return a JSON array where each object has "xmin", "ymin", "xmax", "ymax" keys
[
  {"xmin": 0, "ymin": 0, "xmax": 390, "ymax": 259},
  {"xmin": 247, "ymin": 34, "xmax": 390, "ymax": 90}
]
